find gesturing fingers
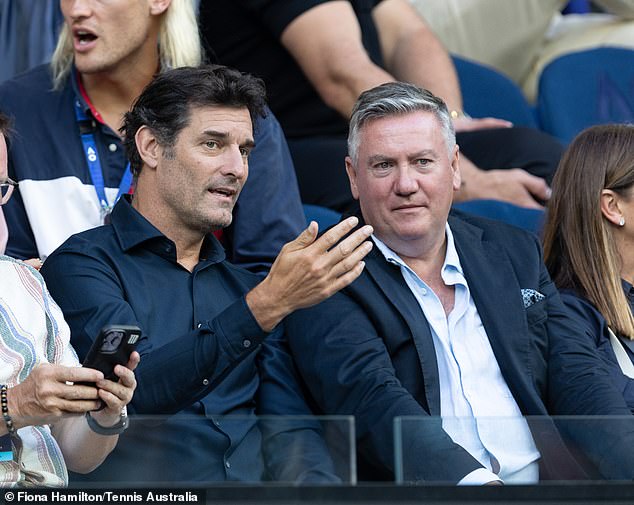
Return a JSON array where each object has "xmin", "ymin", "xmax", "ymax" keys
[
  {"xmin": 331, "ymin": 239, "xmax": 373, "ymax": 279},
  {"xmin": 314, "ymin": 216, "xmax": 360, "ymax": 251}
]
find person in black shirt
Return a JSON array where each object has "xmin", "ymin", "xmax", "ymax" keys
[{"xmin": 199, "ymin": 0, "xmax": 562, "ymax": 213}]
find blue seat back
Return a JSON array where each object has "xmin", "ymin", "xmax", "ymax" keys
[
  {"xmin": 453, "ymin": 56, "xmax": 538, "ymax": 128},
  {"xmin": 453, "ymin": 200, "xmax": 545, "ymax": 235},
  {"xmin": 537, "ymin": 47, "xmax": 634, "ymax": 144}
]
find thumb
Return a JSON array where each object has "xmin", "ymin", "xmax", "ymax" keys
[{"xmin": 290, "ymin": 221, "xmax": 319, "ymax": 250}]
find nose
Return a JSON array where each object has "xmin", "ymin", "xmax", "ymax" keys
[
  {"xmin": 394, "ymin": 166, "xmax": 418, "ymax": 196},
  {"xmin": 221, "ymin": 145, "xmax": 248, "ymax": 181},
  {"xmin": 62, "ymin": 0, "xmax": 93, "ymax": 20}
]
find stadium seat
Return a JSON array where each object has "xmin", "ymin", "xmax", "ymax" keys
[
  {"xmin": 452, "ymin": 56, "xmax": 538, "ymax": 128},
  {"xmin": 537, "ymin": 47, "xmax": 634, "ymax": 144},
  {"xmin": 303, "ymin": 204, "xmax": 342, "ymax": 231},
  {"xmin": 453, "ymin": 200, "xmax": 545, "ymax": 235}
]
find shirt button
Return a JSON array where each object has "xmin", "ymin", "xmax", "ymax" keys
[
  {"xmin": 202, "ymin": 378, "xmax": 209, "ymax": 386},
  {"xmin": 421, "ymin": 288, "xmax": 427, "ymax": 295},
  {"xmin": 225, "ymin": 461, "xmax": 231, "ymax": 469},
  {"xmin": 108, "ymin": 143, "xmax": 117, "ymax": 152},
  {"xmin": 242, "ymin": 339, "xmax": 251, "ymax": 348}
]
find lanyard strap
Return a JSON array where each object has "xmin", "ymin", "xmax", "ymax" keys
[{"xmin": 74, "ymin": 99, "xmax": 132, "ymax": 212}]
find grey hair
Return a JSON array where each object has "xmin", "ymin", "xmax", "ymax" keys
[
  {"xmin": 51, "ymin": 0, "xmax": 202, "ymax": 89},
  {"xmin": 347, "ymin": 82, "xmax": 456, "ymax": 164}
]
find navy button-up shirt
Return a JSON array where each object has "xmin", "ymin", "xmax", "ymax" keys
[{"xmin": 42, "ymin": 196, "xmax": 273, "ymax": 483}]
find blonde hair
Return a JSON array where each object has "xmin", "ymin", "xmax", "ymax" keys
[
  {"xmin": 51, "ymin": 0, "xmax": 202, "ymax": 89},
  {"xmin": 543, "ymin": 124, "xmax": 634, "ymax": 339}
]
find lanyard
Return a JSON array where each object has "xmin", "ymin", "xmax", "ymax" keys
[{"xmin": 74, "ymin": 99, "xmax": 133, "ymax": 219}]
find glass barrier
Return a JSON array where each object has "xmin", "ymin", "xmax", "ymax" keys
[
  {"xmin": 394, "ymin": 415, "xmax": 634, "ymax": 485},
  {"xmin": 3, "ymin": 415, "xmax": 355, "ymax": 487}
]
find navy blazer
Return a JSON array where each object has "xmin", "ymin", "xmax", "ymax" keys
[{"xmin": 270, "ymin": 211, "xmax": 634, "ymax": 483}]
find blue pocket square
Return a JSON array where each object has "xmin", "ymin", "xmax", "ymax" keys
[{"xmin": 521, "ymin": 288, "xmax": 545, "ymax": 308}]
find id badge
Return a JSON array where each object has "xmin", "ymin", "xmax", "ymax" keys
[
  {"xmin": 100, "ymin": 206, "xmax": 113, "ymax": 225},
  {"xmin": 0, "ymin": 434, "xmax": 13, "ymax": 461}
]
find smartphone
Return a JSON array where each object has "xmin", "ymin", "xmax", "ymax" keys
[{"xmin": 82, "ymin": 325, "xmax": 141, "ymax": 382}]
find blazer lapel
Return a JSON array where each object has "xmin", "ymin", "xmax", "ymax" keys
[
  {"xmin": 365, "ymin": 248, "xmax": 442, "ymax": 415},
  {"xmin": 449, "ymin": 216, "xmax": 533, "ymax": 407}
]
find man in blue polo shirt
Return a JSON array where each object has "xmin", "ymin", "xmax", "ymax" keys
[
  {"xmin": 41, "ymin": 64, "xmax": 373, "ymax": 483},
  {"xmin": 0, "ymin": 0, "xmax": 304, "ymax": 273}
]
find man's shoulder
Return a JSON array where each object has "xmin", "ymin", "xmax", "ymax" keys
[
  {"xmin": 0, "ymin": 64, "xmax": 56, "ymax": 96},
  {"xmin": 0, "ymin": 64, "xmax": 72, "ymax": 131},
  {"xmin": 0, "ymin": 254, "xmax": 46, "ymax": 291},
  {"xmin": 47, "ymin": 225, "xmax": 117, "ymax": 262}
]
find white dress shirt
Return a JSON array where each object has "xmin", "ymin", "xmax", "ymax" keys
[{"xmin": 373, "ymin": 225, "xmax": 540, "ymax": 484}]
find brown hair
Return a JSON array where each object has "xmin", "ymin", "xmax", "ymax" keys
[
  {"xmin": 0, "ymin": 111, "xmax": 10, "ymax": 136},
  {"xmin": 543, "ymin": 124, "xmax": 634, "ymax": 338}
]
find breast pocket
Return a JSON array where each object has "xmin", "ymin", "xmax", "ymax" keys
[{"xmin": 526, "ymin": 299, "xmax": 548, "ymax": 326}]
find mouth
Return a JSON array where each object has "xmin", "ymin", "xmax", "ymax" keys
[
  {"xmin": 72, "ymin": 28, "xmax": 98, "ymax": 50},
  {"xmin": 208, "ymin": 186, "xmax": 238, "ymax": 201},
  {"xmin": 393, "ymin": 203, "xmax": 425, "ymax": 211}
]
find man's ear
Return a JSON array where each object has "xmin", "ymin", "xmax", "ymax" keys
[
  {"xmin": 600, "ymin": 189, "xmax": 624, "ymax": 226},
  {"xmin": 345, "ymin": 156, "xmax": 360, "ymax": 200},
  {"xmin": 135, "ymin": 126, "xmax": 160, "ymax": 170},
  {"xmin": 451, "ymin": 145, "xmax": 461, "ymax": 192},
  {"xmin": 149, "ymin": 0, "xmax": 171, "ymax": 16}
]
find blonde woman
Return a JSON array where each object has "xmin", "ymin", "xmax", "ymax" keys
[{"xmin": 543, "ymin": 124, "xmax": 634, "ymax": 409}]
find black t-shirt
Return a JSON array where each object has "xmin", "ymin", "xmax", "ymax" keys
[{"xmin": 199, "ymin": 0, "xmax": 384, "ymax": 138}]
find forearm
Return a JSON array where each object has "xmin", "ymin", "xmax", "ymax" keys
[
  {"xmin": 387, "ymin": 28, "xmax": 462, "ymax": 112},
  {"xmin": 280, "ymin": 0, "xmax": 394, "ymax": 119},
  {"xmin": 374, "ymin": 0, "xmax": 463, "ymax": 112},
  {"xmin": 51, "ymin": 415, "xmax": 117, "ymax": 474}
]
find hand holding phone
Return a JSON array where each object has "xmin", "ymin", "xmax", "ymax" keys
[{"xmin": 82, "ymin": 325, "xmax": 141, "ymax": 382}]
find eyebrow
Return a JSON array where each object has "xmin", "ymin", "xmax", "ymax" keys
[{"xmin": 367, "ymin": 149, "xmax": 436, "ymax": 164}]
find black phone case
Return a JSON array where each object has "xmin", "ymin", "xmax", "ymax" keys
[{"xmin": 82, "ymin": 325, "xmax": 141, "ymax": 382}]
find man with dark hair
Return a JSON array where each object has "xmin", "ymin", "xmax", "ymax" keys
[
  {"xmin": 265, "ymin": 82, "xmax": 634, "ymax": 484},
  {"xmin": 0, "ymin": 0, "xmax": 305, "ymax": 274},
  {"xmin": 41, "ymin": 65, "xmax": 373, "ymax": 483}
]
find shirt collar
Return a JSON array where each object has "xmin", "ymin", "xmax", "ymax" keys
[
  {"xmin": 110, "ymin": 195, "xmax": 226, "ymax": 263},
  {"xmin": 372, "ymin": 223, "xmax": 464, "ymax": 277},
  {"xmin": 70, "ymin": 66, "xmax": 99, "ymax": 123}
]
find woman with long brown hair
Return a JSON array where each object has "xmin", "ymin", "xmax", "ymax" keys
[{"xmin": 543, "ymin": 123, "xmax": 634, "ymax": 409}]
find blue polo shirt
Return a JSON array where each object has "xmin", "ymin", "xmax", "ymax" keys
[
  {"xmin": 0, "ymin": 63, "xmax": 305, "ymax": 271},
  {"xmin": 41, "ymin": 196, "xmax": 273, "ymax": 483}
]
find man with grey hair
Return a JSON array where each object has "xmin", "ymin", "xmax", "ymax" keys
[{"xmin": 263, "ymin": 81, "xmax": 634, "ymax": 483}]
